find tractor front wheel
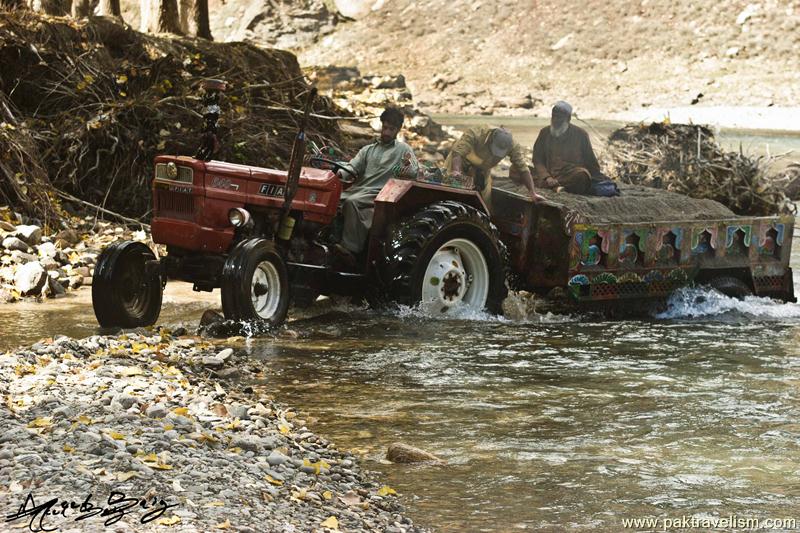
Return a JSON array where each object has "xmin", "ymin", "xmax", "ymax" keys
[
  {"xmin": 220, "ymin": 239, "xmax": 290, "ymax": 327},
  {"xmin": 92, "ymin": 241, "xmax": 163, "ymax": 328}
]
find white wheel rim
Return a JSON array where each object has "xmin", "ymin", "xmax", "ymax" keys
[
  {"xmin": 420, "ymin": 238, "xmax": 489, "ymax": 313},
  {"xmin": 251, "ymin": 260, "xmax": 281, "ymax": 319}
]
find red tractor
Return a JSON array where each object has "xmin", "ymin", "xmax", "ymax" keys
[{"xmin": 91, "ymin": 83, "xmax": 508, "ymax": 328}]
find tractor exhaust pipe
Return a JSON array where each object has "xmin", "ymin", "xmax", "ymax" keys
[{"xmin": 195, "ymin": 79, "xmax": 227, "ymax": 161}]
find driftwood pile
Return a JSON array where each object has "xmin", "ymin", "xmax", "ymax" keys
[
  {"xmin": 0, "ymin": 11, "xmax": 348, "ymax": 223},
  {"xmin": 606, "ymin": 122, "xmax": 796, "ymax": 216}
]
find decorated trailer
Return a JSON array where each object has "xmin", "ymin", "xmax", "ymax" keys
[{"xmin": 490, "ymin": 185, "xmax": 795, "ymax": 305}]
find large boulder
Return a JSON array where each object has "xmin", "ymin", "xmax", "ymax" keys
[
  {"xmin": 14, "ymin": 225, "xmax": 42, "ymax": 246},
  {"xmin": 14, "ymin": 261, "xmax": 47, "ymax": 295},
  {"xmin": 386, "ymin": 442, "xmax": 443, "ymax": 464}
]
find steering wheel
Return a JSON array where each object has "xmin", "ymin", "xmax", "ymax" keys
[{"xmin": 309, "ymin": 156, "xmax": 358, "ymax": 184}]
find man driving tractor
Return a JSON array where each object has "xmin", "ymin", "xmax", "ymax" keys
[{"xmin": 334, "ymin": 107, "xmax": 420, "ymax": 266}]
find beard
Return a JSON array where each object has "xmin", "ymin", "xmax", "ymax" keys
[{"xmin": 550, "ymin": 121, "xmax": 569, "ymax": 138}]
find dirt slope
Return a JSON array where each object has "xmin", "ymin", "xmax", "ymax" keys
[{"xmin": 295, "ymin": 0, "xmax": 800, "ymax": 117}]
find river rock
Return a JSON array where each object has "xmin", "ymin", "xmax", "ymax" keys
[
  {"xmin": 14, "ymin": 225, "xmax": 42, "ymax": 246},
  {"xmin": 386, "ymin": 442, "xmax": 443, "ymax": 464},
  {"xmin": 217, "ymin": 348, "xmax": 233, "ymax": 361},
  {"xmin": 202, "ymin": 355, "xmax": 224, "ymax": 368},
  {"xmin": 266, "ymin": 450, "xmax": 289, "ymax": 466},
  {"xmin": 37, "ymin": 241, "xmax": 57, "ymax": 260},
  {"xmin": 14, "ymin": 261, "xmax": 47, "ymax": 295},
  {"xmin": 231, "ymin": 435, "xmax": 269, "ymax": 453},
  {"xmin": 44, "ymin": 276, "xmax": 66, "ymax": 298},
  {"xmin": 2, "ymin": 236, "xmax": 29, "ymax": 252},
  {"xmin": 146, "ymin": 403, "xmax": 167, "ymax": 419},
  {"xmin": 40, "ymin": 258, "xmax": 60, "ymax": 271},
  {"xmin": 200, "ymin": 309, "xmax": 224, "ymax": 327},
  {"xmin": 55, "ymin": 228, "xmax": 80, "ymax": 246},
  {"xmin": 0, "ymin": 220, "xmax": 15, "ymax": 232}
]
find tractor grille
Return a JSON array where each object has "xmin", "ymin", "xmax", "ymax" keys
[{"xmin": 156, "ymin": 190, "xmax": 194, "ymax": 220}]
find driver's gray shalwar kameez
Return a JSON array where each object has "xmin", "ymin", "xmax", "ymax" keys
[{"xmin": 340, "ymin": 139, "xmax": 419, "ymax": 253}]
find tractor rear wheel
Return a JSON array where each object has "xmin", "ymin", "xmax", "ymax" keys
[
  {"xmin": 220, "ymin": 239, "xmax": 290, "ymax": 327},
  {"xmin": 92, "ymin": 241, "xmax": 163, "ymax": 328},
  {"xmin": 381, "ymin": 201, "xmax": 507, "ymax": 314},
  {"xmin": 710, "ymin": 276, "xmax": 752, "ymax": 299}
]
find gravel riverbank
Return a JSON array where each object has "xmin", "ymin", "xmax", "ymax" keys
[{"xmin": 0, "ymin": 330, "xmax": 424, "ymax": 532}]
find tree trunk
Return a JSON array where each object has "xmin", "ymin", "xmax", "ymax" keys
[
  {"xmin": 177, "ymin": 0, "xmax": 190, "ymax": 33},
  {"xmin": 70, "ymin": 0, "xmax": 92, "ymax": 17},
  {"xmin": 144, "ymin": 0, "xmax": 181, "ymax": 34},
  {"xmin": 187, "ymin": 0, "xmax": 211, "ymax": 39},
  {"xmin": 25, "ymin": 0, "xmax": 69, "ymax": 14},
  {"xmin": 95, "ymin": 0, "xmax": 121, "ymax": 17}
]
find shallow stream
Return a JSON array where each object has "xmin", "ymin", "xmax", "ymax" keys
[{"xmin": 2, "ymin": 238, "xmax": 798, "ymax": 531}]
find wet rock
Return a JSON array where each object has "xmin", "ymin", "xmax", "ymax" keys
[
  {"xmin": 0, "ymin": 220, "xmax": 15, "ymax": 232},
  {"xmin": 386, "ymin": 443, "xmax": 443, "ymax": 464},
  {"xmin": 14, "ymin": 261, "xmax": 47, "ymax": 295},
  {"xmin": 217, "ymin": 348, "xmax": 234, "ymax": 361},
  {"xmin": 44, "ymin": 276, "xmax": 66, "ymax": 298},
  {"xmin": 200, "ymin": 309, "xmax": 224, "ymax": 327},
  {"xmin": 2, "ymin": 236, "xmax": 29, "ymax": 252},
  {"xmin": 14, "ymin": 225, "xmax": 42, "ymax": 246}
]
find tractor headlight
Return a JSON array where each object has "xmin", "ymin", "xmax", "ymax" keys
[
  {"xmin": 228, "ymin": 208, "xmax": 252, "ymax": 228},
  {"xmin": 166, "ymin": 162, "xmax": 178, "ymax": 179}
]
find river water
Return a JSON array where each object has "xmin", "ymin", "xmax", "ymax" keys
[
  {"xmin": 2, "ymin": 121, "xmax": 800, "ymax": 531},
  {"xmin": 2, "ymin": 242, "xmax": 798, "ymax": 531}
]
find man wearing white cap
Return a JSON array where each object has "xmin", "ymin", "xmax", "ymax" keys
[
  {"xmin": 532, "ymin": 101, "xmax": 606, "ymax": 195},
  {"xmin": 444, "ymin": 126, "xmax": 543, "ymax": 206}
]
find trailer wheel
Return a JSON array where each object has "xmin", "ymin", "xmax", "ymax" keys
[
  {"xmin": 709, "ymin": 276, "xmax": 752, "ymax": 299},
  {"xmin": 220, "ymin": 239, "xmax": 290, "ymax": 327},
  {"xmin": 92, "ymin": 241, "xmax": 162, "ymax": 328},
  {"xmin": 382, "ymin": 200, "xmax": 507, "ymax": 314}
]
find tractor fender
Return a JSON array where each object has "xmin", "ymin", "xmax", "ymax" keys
[{"xmin": 367, "ymin": 178, "xmax": 489, "ymax": 270}]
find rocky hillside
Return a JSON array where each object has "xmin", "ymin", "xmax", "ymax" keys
[{"xmin": 290, "ymin": 0, "xmax": 800, "ymax": 118}]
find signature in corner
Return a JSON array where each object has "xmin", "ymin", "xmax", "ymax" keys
[{"xmin": 5, "ymin": 491, "xmax": 178, "ymax": 532}]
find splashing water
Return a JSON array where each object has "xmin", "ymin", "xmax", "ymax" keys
[{"xmin": 656, "ymin": 286, "xmax": 800, "ymax": 320}]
